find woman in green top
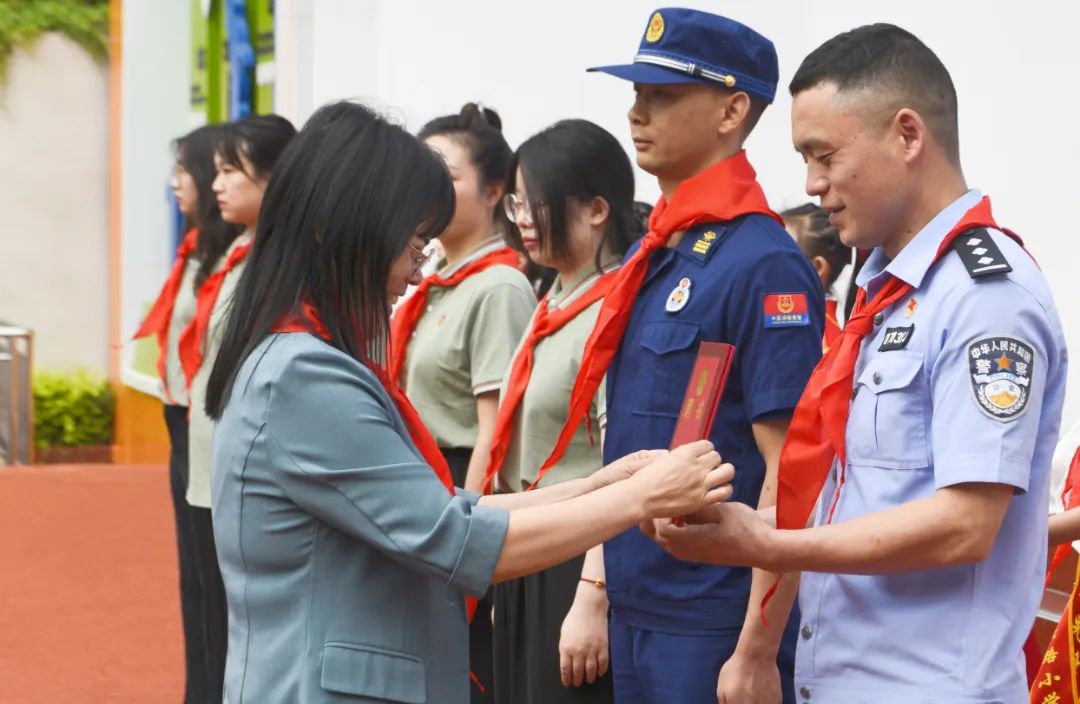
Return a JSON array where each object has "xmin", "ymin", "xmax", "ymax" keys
[
  {"xmin": 393, "ymin": 103, "xmax": 535, "ymax": 703},
  {"xmin": 489, "ymin": 120, "xmax": 638, "ymax": 704}
]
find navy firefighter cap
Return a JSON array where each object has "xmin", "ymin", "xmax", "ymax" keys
[{"xmin": 588, "ymin": 8, "xmax": 779, "ymax": 104}]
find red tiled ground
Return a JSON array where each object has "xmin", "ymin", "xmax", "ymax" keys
[{"xmin": 0, "ymin": 464, "xmax": 182, "ymax": 703}]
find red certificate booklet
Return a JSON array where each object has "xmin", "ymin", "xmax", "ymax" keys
[{"xmin": 669, "ymin": 342, "xmax": 736, "ymax": 449}]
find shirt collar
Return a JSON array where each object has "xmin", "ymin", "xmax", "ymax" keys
[
  {"xmin": 549, "ymin": 259, "xmax": 621, "ymax": 310},
  {"xmin": 438, "ymin": 235, "xmax": 505, "ymax": 277},
  {"xmin": 856, "ymin": 189, "xmax": 982, "ymax": 294}
]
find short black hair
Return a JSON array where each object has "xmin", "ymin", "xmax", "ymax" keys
[
  {"xmin": 505, "ymin": 119, "xmax": 638, "ymax": 271},
  {"xmin": 789, "ymin": 24, "xmax": 959, "ymax": 164},
  {"xmin": 217, "ymin": 114, "xmax": 298, "ymax": 181}
]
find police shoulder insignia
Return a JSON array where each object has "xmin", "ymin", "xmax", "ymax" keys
[
  {"xmin": 645, "ymin": 12, "xmax": 665, "ymax": 42},
  {"xmin": 967, "ymin": 335, "xmax": 1034, "ymax": 421},
  {"xmin": 762, "ymin": 293, "xmax": 810, "ymax": 328},
  {"xmin": 951, "ymin": 228, "xmax": 1013, "ymax": 279}
]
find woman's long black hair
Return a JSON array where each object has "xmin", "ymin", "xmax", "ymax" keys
[
  {"xmin": 174, "ymin": 125, "xmax": 242, "ymax": 288},
  {"xmin": 205, "ymin": 101, "xmax": 456, "ymax": 419},
  {"xmin": 504, "ymin": 119, "xmax": 638, "ymax": 271}
]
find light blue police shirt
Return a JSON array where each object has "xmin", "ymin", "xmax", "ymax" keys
[{"xmin": 794, "ymin": 190, "xmax": 1068, "ymax": 703}]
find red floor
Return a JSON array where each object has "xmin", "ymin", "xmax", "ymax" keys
[{"xmin": 0, "ymin": 464, "xmax": 183, "ymax": 703}]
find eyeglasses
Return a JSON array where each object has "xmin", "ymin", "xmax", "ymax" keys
[
  {"xmin": 502, "ymin": 193, "xmax": 541, "ymax": 227},
  {"xmin": 408, "ymin": 243, "xmax": 436, "ymax": 273}
]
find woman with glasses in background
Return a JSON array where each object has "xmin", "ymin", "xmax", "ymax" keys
[{"xmin": 484, "ymin": 119, "xmax": 637, "ymax": 704}]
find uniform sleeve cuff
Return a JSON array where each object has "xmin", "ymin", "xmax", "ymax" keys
[
  {"xmin": 473, "ymin": 379, "xmax": 503, "ymax": 395},
  {"xmin": 933, "ymin": 452, "xmax": 1031, "ymax": 493},
  {"xmin": 446, "ymin": 502, "xmax": 509, "ymax": 597},
  {"xmin": 745, "ymin": 387, "xmax": 803, "ymax": 422}
]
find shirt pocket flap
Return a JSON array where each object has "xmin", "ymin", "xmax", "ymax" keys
[
  {"xmin": 321, "ymin": 642, "xmax": 426, "ymax": 703},
  {"xmin": 639, "ymin": 320, "xmax": 701, "ymax": 356},
  {"xmin": 857, "ymin": 351, "xmax": 924, "ymax": 394}
]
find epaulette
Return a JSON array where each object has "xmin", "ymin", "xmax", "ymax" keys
[
  {"xmin": 950, "ymin": 228, "xmax": 1012, "ymax": 279},
  {"xmin": 681, "ymin": 224, "xmax": 729, "ymax": 265}
]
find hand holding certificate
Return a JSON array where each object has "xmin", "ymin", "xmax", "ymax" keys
[{"xmin": 668, "ymin": 342, "xmax": 736, "ymax": 525}]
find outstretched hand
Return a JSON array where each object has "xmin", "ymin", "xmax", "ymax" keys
[
  {"xmin": 641, "ymin": 501, "xmax": 771, "ymax": 568},
  {"xmin": 629, "ymin": 440, "xmax": 734, "ymax": 519}
]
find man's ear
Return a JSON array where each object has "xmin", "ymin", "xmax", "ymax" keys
[
  {"xmin": 893, "ymin": 108, "xmax": 926, "ymax": 164},
  {"xmin": 717, "ymin": 91, "xmax": 752, "ymax": 138}
]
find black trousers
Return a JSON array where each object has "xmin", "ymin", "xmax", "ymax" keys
[
  {"xmin": 493, "ymin": 555, "xmax": 614, "ymax": 704},
  {"xmin": 164, "ymin": 405, "xmax": 228, "ymax": 704},
  {"xmin": 442, "ymin": 446, "xmax": 494, "ymax": 704}
]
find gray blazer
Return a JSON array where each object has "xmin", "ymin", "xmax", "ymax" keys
[{"xmin": 211, "ymin": 332, "xmax": 509, "ymax": 703}]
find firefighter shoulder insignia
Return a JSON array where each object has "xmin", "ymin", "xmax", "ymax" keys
[
  {"xmin": 967, "ymin": 335, "xmax": 1034, "ymax": 421},
  {"xmin": 951, "ymin": 228, "xmax": 1012, "ymax": 279}
]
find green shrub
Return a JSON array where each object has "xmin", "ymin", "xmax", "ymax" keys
[
  {"xmin": 0, "ymin": 0, "xmax": 110, "ymax": 82},
  {"xmin": 33, "ymin": 370, "xmax": 115, "ymax": 449}
]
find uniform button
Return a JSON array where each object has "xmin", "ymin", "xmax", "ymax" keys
[
  {"xmin": 800, "ymin": 686, "xmax": 812, "ymax": 700},
  {"xmin": 872, "ymin": 371, "xmax": 883, "ymax": 385},
  {"xmin": 801, "ymin": 625, "xmax": 812, "ymax": 639},
  {"xmin": 426, "ymin": 305, "xmax": 433, "ymax": 312},
  {"xmin": 873, "ymin": 312, "xmax": 884, "ymax": 326}
]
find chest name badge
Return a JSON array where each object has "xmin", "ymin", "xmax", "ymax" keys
[
  {"xmin": 878, "ymin": 325, "xmax": 915, "ymax": 352},
  {"xmin": 666, "ymin": 277, "xmax": 692, "ymax": 313},
  {"xmin": 762, "ymin": 293, "xmax": 810, "ymax": 328},
  {"xmin": 967, "ymin": 335, "xmax": 1034, "ymax": 422}
]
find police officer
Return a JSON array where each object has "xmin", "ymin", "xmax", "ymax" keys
[
  {"xmin": 647, "ymin": 24, "xmax": 1068, "ymax": 703},
  {"xmin": 574, "ymin": 8, "xmax": 824, "ymax": 702}
]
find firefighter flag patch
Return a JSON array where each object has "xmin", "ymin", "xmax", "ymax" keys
[
  {"xmin": 967, "ymin": 335, "xmax": 1034, "ymax": 421},
  {"xmin": 763, "ymin": 293, "xmax": 810, "ymax": 328}
]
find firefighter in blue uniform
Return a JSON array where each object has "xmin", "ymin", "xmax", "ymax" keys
[{"xmin": 587, "ymin": 8, "xmax": 824, "ymax": 703}]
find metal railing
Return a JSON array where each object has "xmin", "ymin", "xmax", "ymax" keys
[{"xmin": 0, "ymin": 323, "xmax": 33, "ymax": 466}]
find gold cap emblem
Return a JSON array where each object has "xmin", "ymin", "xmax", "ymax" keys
[{"xmin": 645, "ymin": 12, "xmax": 665, "ymax": 43}]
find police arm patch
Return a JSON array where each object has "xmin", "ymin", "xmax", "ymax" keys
[
  {"xmin": 762, "ymin": 293, "xmax": 810, "ymax": 328},
  {"xmin": 967, "ymin": 335, "xmax": 1034, "ymax": 421}
]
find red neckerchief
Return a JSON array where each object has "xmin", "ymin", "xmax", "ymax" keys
[
  {"xmin": 822, "ymin": 299, "xmax": 842, "ymax": 354},
  {"xmin": 388, "ymin": 245, "xmax": 521, "ymax": 383},
  {"xmin": 481, "ymin": 269, "xmax": 620, "ymax": 494},
  {"xmin": 272, "ymin": 303, "xmax": 456, "ymax": 496},
  {"xmin": 767, "ymin": 197, "xmax": 1021, "ymax": 611},
  {"xmin": 535, "ymin": 151, "xmax": 782, "ymax": 479},
  {"xmin": 133, "ymin": 228, "xmax": 198, "ymax": 402},
  {"xmin": 272, "ymin": 304, "xmax": 486, "ymax": 635},
  {"xmin": 178, "ymin": 239, "xmax": 252, "ymax": 388}
]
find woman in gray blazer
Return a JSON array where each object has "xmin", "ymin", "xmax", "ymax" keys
[{"xmin": 203, "ymin": 101, "xmax": 734, "ymax": 704}]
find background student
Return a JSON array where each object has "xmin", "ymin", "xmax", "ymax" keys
[
  {"xmin": 134, "ymin": 123, "xmax": 239, "ymax": 704},
  {"xmin": 178, "ymin": 113, "xmax": 297, "ymax": 702},
  {"xmin": 485, "ymin": 118, "xmax": 637, "ymax": 704},
  {"xmin": 390, "ymin": 102, "xmax": 536, "ymax": 700}
]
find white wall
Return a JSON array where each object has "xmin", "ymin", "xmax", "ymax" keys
[
  {"xmin": 0, "ymin": 34, "xmax": 109, "ymax": 374},
  {"xmin": 119, "ymin": 0, "xmax": 192, "ymax": 395},
  {"xmin": 277, "ymin": 0, "xmax": 1080, "ymax": 427}
]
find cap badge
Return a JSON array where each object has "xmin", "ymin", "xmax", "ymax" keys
[{"xmin": 645, "ymin": 12, "xmax": 665, "ymax": 43}]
